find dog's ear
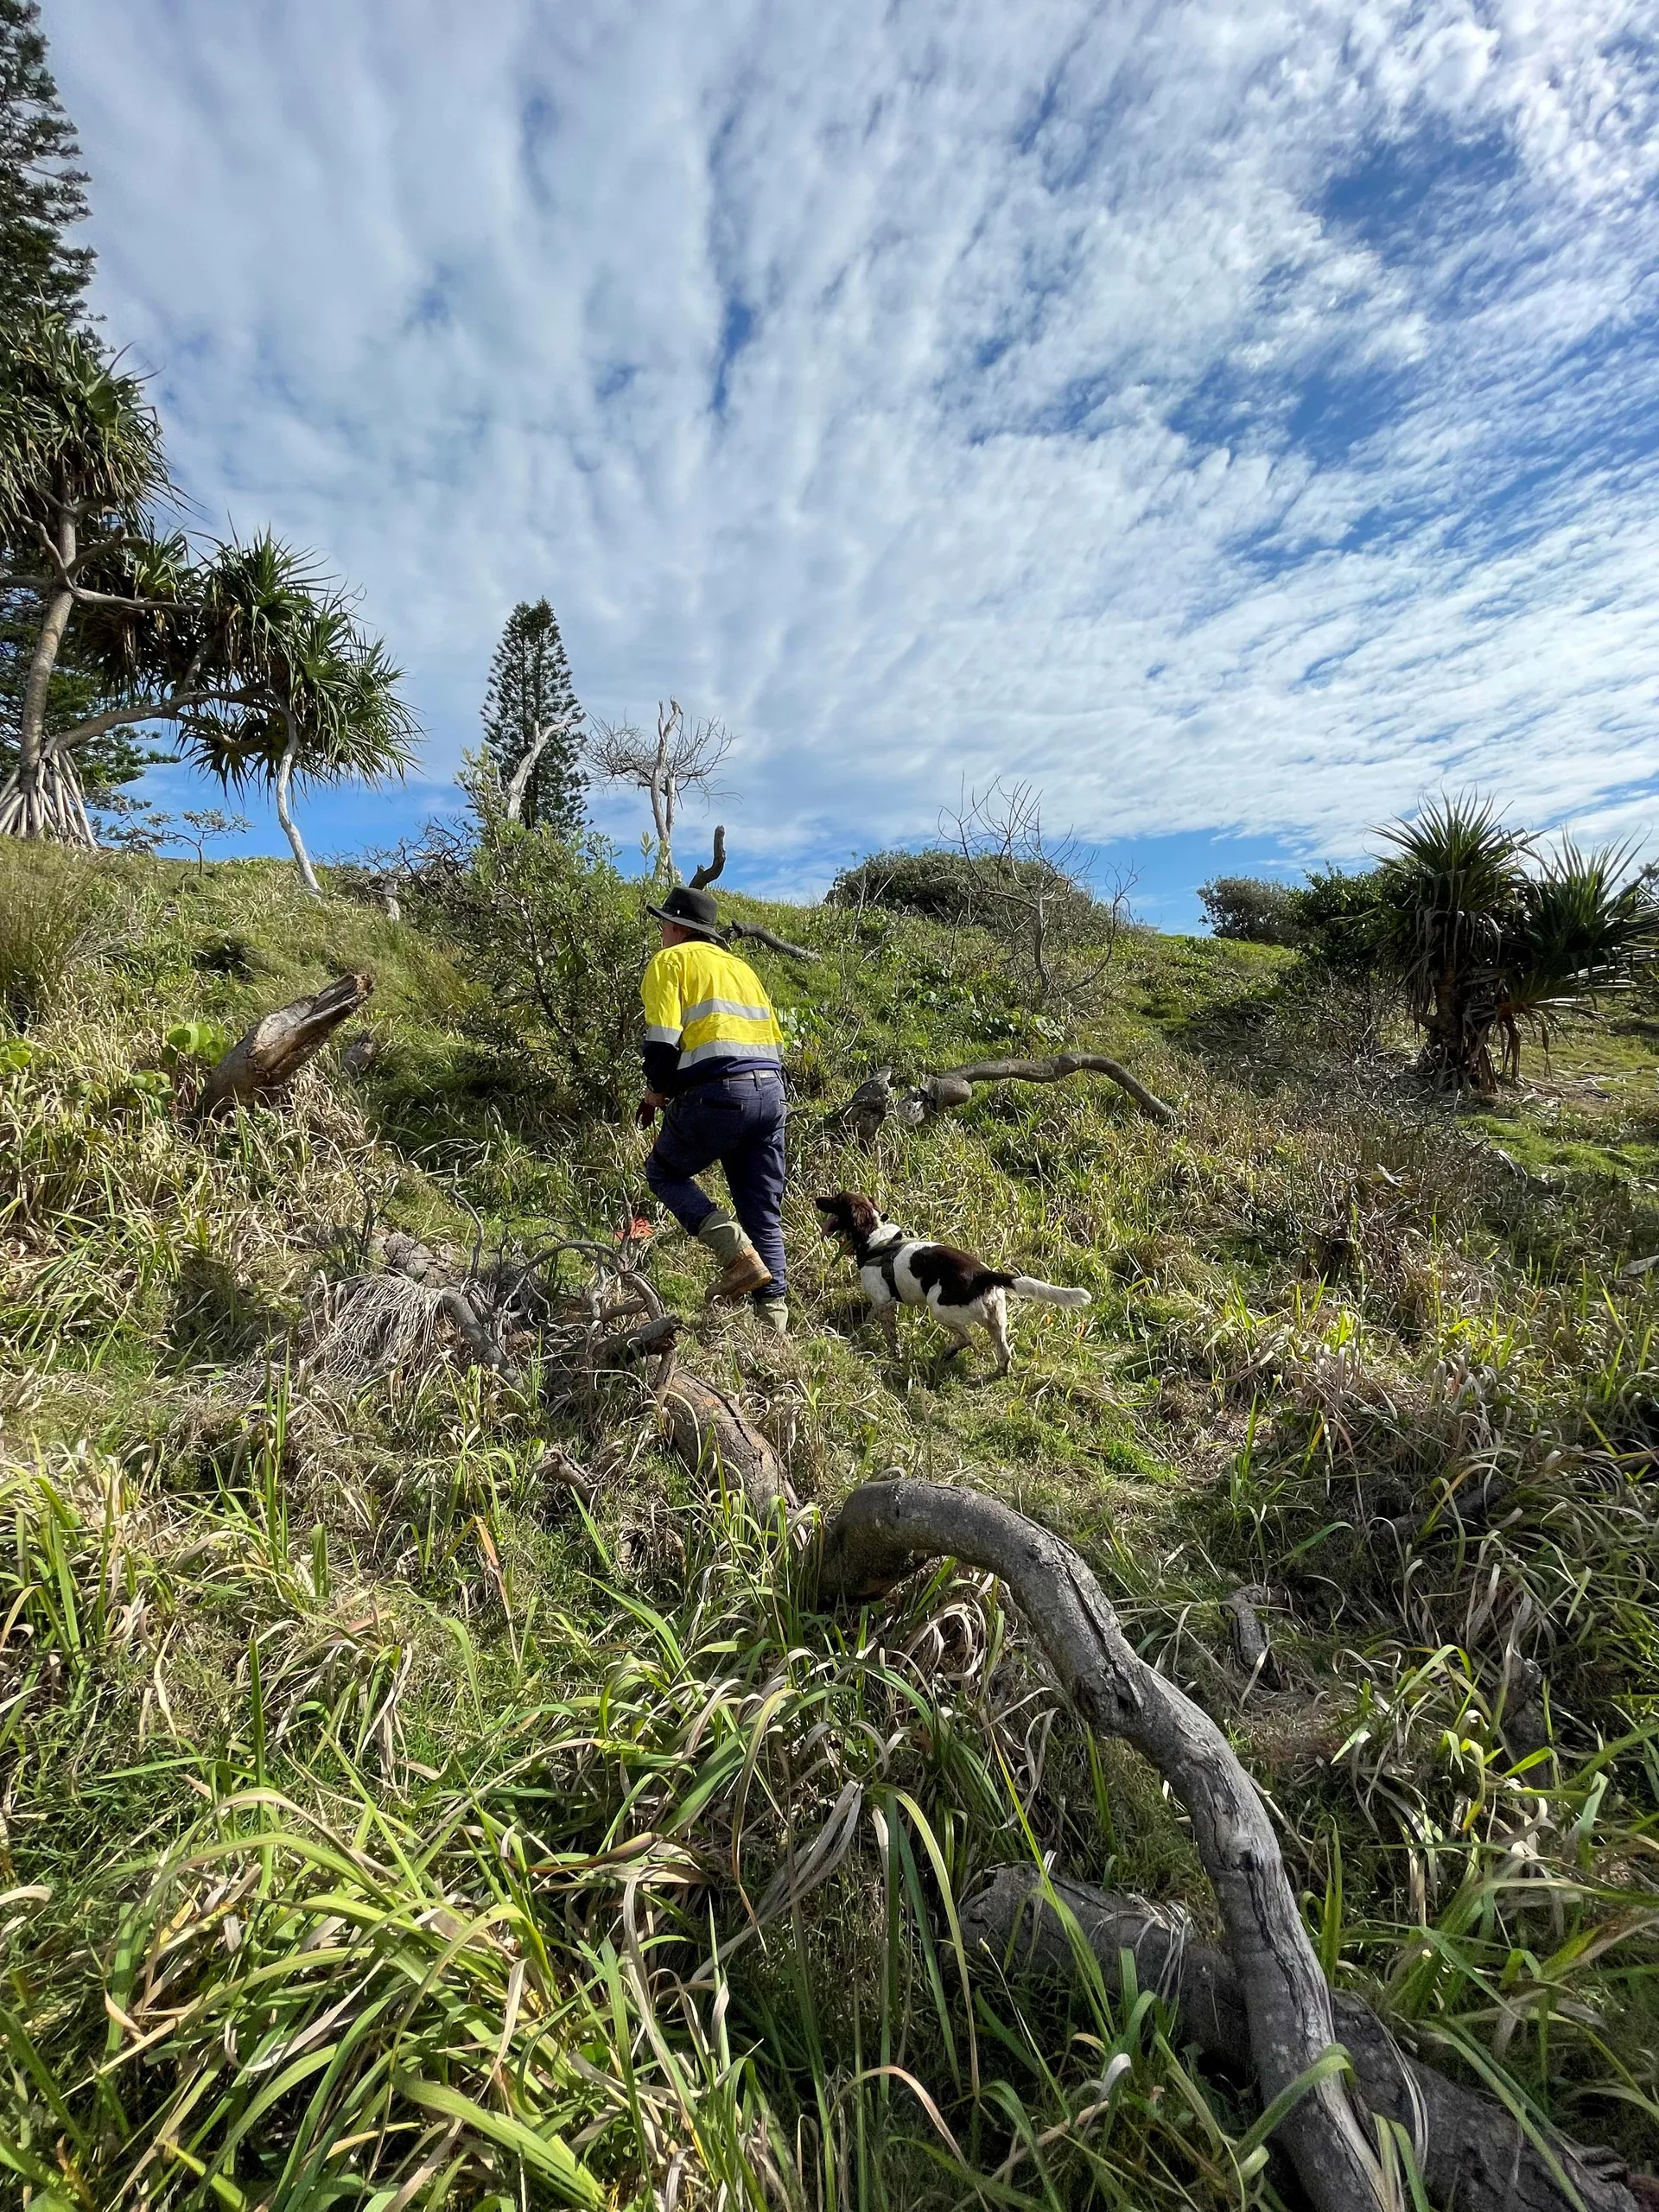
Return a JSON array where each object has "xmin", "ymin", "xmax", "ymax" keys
[{"xmin": 813, "ymin": 1193, "xmax": 837, "ymax": 1214}]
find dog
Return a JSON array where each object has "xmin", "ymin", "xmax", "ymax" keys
[{"xmin": 814, "ymin": 1190, "xmax": 1090, "ymax": 1373}]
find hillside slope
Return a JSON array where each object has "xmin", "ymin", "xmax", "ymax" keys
[{"xmin": 3, "ymin": 845, "xmax": 1658, "ymax": 2209}]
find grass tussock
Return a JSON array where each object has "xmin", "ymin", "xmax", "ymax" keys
[{"xmin": 3, "ymin": 843, "xmax": 1659, "ymax": 2206}]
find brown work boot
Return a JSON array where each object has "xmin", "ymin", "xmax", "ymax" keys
[{"xmin": 697, "ymin": 1211, "xmax": 773, "ymax": 1303}]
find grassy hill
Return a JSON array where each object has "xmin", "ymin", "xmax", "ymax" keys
[{"xmin": 3, "ymin": 840, "xmax": 1658, "ymax": 2208}]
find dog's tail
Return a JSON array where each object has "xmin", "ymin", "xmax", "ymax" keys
[{"xmin": 1007, "ymin": 1275, "xmax": 1092, "ymax": 1308}]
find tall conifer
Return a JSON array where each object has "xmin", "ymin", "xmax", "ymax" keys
[
  {"xmin": 0, "ymin": 0, "xmax": 93, "ymax": 321},
  {"xmin": 480, "ymin": 599, "xmax": 585, "ymax": 836}
]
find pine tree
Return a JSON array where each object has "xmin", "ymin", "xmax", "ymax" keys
[
  {"xmin": 0, "ymin": 0, "xmax": 94, "ymax": 321},
  {"xmin": 480, "ymin": 599, "xmax": 586, "ymax": 836},
  {"xmin": 0, "ymin": 13, "xmax": 152, "ymax": 809}
]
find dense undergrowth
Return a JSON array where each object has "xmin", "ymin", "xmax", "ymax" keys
[{"xmin": 3, "ymin": 845, "xmax": 1659, "ymax": 2208}]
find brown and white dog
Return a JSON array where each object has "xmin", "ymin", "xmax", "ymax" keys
[{"xmin": 815, "ymin": 1190, "xmax": 1090, "ymax": 1373}]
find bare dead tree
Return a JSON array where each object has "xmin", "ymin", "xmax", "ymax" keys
[
  {"xmin": 942, "ymin": 779, "xmax": 1134, "ymax": 1009},
  {"xmin": 588, "ymin": 699, "xmax": 732, "ymax": 884}
]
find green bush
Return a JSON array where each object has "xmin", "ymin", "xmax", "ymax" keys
[
  {"xmin": 0, "ymin": 838, "xmax": 106, "ymax": 1025},
  {"xmin": 1291, "ymin": 864, "xmax": 1387, "ymax": 974},
  {"xmin": 1197, "ymin": 874, "xmax": 1304, "ymax": 945},
  {"xmin": 828, "ymin": 845, "xmax": 1052, "ymax": 922},
  {"xmin": 405, "ymin": 785, "xmax": 645, "ymax": 1120}
]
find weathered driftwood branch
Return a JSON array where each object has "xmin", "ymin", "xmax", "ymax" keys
[
  {"xmin": 662, "ymin": 1372, "xmax": 792, "ymax": 1517},
  {"xmin": 899, "ymin": 1053, "xmax": 1175, "ymax": 1128},
  {"xmin": 204, "ymin": 974, "xmax": 374, "ymax": 1109},
  {"xmin": 727, "ymin": 919, "xmax": 821, "ymax": 963},
  {"xmin": 690, "ymin": 825, "xmax": 727, "ymax": 890},
  {"xmin": 437, "ymin": 1286, "xmax": 511, "ymax": 1371},
  {"xmin": 964, "ymin": 1866, "xmax": 1647, "ymax": 2212},
  {"xmin": 812, "ymin": 1479, "xmax": 1385, "ymax": 2212}
]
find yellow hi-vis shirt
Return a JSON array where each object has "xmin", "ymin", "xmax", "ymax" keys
[{"xmin": 641, "ymin": 938, "xmax": 784, "ymax": 1082}]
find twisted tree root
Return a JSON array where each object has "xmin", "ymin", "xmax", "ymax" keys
[
  {"xmin": 964, "ymin": 1866, "xmax": 1647, "ymax": 2212},
  {"xmin": 811, "ymin": 1478, "xmax": 1385, "ymax": 2212}
]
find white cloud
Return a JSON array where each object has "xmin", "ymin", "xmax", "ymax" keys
[{"xmin": 47, "ymin": 0, "xmax": 1659, "ymax": 890}]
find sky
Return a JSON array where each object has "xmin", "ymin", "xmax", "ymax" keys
[{"xmin": 48, "ymin": 0, "xmax": 1659, "ymax": 927}]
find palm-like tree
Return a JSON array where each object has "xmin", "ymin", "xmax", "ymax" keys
[
  {"xmin": 1, "ymin": 310, "xmax": 416, "ymax": 889},
  {"xmin": 1373, "ymin": 795, "xmax": 1657, "ymax": 1087}
]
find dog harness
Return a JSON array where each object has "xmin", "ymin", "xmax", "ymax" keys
[{"xmin": 860, "ymin": 1221, "xmax": 911, "ymax": 1300}]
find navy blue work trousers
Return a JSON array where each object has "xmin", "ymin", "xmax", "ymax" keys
[{"xmin": 645, "ymin": 1071, "xmax": 788, "ymax": 1298}]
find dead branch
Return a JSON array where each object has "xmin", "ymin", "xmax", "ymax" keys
[
  {"xmin": 690, "ymin": 825, "xmax": 728, "ymax": 890},
  {"xmin": 204, "ymin": 974, "xmax": 374, "ymax": 1110},
  {"xmin": 728, "ymin": 920, "xmax": 820, "ymax": 963},
  {"xmin": 827, "ymin": 1068, "xmax": 895, "ymax": 1145},
  {"xmin": 504, "ymin": 707, "xmax": 584, "ymax": 823},
  {"xmin": 905, "ymin": 1053, "xmax": 1175, "ymax": 1126},
  {"xmin": 661, "ymin": 1372, "xmax": 792, "ymax": 1517},
  {"xmin": 812, "ymin": 1478, "xmax": 1385, "ymax": 2212},
  {"xmin": 685, "ymin": 826, "xmax": 819, "ymax": 957},
  {"xmin": 831, "ymin": 1052, "xmax": 1174, "ymax": 1145},
  {"xmin": 964, "ymin": 1866, "xmax": 1646, "ymax": 2212},
  {"xmin": 437, "ymin": 1286, "xmax": 511, "ymax": 1371}
]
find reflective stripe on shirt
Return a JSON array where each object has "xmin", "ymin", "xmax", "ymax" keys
[{"xmin": 679, "ymin": 1036, "xmax": 785, "ymax": 1068}]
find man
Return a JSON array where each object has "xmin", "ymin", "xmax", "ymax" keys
[{"xmin": 637, "ymin": 882, "xmax": 790, "ymax": 1332}]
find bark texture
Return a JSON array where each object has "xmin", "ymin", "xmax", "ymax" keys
[
  {"xmin": 204, "ymin": 974, "xmax": 374, "ymax": 1109},
  {"xmin": 661, "ymin": 1372, "xmax": 792, "ymax": 1517},
  {"xmin": 812, "ymin": 1478, "xmax": 1385, "ymax": 2212},
  {"xmin": 965, "ymin": 1866, "xmax": 1646, "ymax": 2212}
]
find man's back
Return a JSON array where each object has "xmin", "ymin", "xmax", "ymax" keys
[{"xmin": 642, "ymin": 939, "xmax": 783, "ymax": 1086}]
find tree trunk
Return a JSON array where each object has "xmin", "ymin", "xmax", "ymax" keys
[
  {"xmin": 274, "ymin": 714, "xmax": 324, "ymax": 899},
  {"xmin": 203, "ymin": 972, "xmax": 373, "ymax": 1109},
  {"xmin": 812, "ymin": 1479, "xmax": 1387, "ymax": 2212},
  {"xmin": 964, "ymin": 1866, "xmax": 1647, "ymax": 2212},
  {"xmin": 3, "ymin": 503, "xmax": 91, "ymax": 845}
]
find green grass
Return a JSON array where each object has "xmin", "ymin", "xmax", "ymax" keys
[{"xmin": 3, "ymin": 843, "xmax": 1659, "ymax": 2206}]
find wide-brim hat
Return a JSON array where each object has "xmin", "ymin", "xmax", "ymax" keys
[{"xmin": 646, "ymin": 882, "xmax": 727, "ymax": 941}]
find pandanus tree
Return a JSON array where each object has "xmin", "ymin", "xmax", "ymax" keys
[
  {"xmin": 1371, "ymin": 795, "xmax": 1658, "ymax": 1087},
  {"xmin": 0, "ymin": 310, "xmax": 416, "ymax": 890}
]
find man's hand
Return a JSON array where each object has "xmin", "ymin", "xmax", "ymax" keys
[{"xmin": 636, "ymin": 1090, "xmax": 668, "ymax": 1129}]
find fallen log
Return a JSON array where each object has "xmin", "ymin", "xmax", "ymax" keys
[
  {"xmin": 964, "ymin": 1866, "xmax": 1647, "ymax": 2212},
  {"xmin": 661, "ymin": 1372, "xmax": 792, "ymax": 1517},
  {"xmin": 812, "ymin": 1478, "xmax": 1384, "ymax": 2212},
  {"xmin": 899, "ymin": 1052, "xmax": 1175, "ymax": 1128},
  {"xmin": 204, "ymin": 973, "xmax": 373, "ymax": 1110}
]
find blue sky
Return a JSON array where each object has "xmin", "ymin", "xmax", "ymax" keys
[{"xmin": 49, "ymin": 0, "xmax": 1659, "ymax": 929}]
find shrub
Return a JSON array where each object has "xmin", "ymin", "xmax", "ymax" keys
[
  {"xmin": 404, "ymin": 775, "xmax": 645, "ymax": 1120},
  {"xmin": 1291, "ymin": 865, "xmax": 1388, "ymax": 974},
  {"xmin": 828, "ymin": 846, "xmax": 1051, "ymax": 923},
  {"xmin": 0, "ymin": 837, "xmax": 105, "ymax": 1024},
  {"xmin": 1197, "ymin": 874, "xmax": 1304, "ymax": 944}
]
